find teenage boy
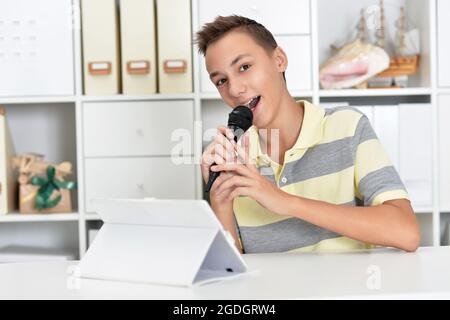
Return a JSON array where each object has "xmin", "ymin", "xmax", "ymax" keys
[{"xmin": 196, "ymin": 15, "xmax": 420, "ymax": 253}]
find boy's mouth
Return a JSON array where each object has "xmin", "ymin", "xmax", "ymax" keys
[{"xmin": 245, "ymin": 95, "xmax": 261, "ymax": 112}]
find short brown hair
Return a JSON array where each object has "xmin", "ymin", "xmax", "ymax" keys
[
  {"xmin": 195, "ymin": 15, "xmax": 278, "ymax": 56},
  {"xmin": 195, "ymin": 15, "xmax": 285, "ymax": 80}
]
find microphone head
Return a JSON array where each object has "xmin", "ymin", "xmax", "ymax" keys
[{"xmin": 227, "ymin": 106, "xmax": 253, "ymax": 140}]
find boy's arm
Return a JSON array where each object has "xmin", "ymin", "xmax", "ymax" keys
[
  {"xmin": 201, "ymin": 126, "xmax": 244, "ymax": 253},
  {"xmin": 210, "ymin": 202, "xmax": 244, "ymax": 254},
  {"xmin": 211, "ymin": 162, "xmax": 420, "ymax": 252},
  {"xmin": 283, "ymin": 196, "xmax": 420, "ymax": 252},
  {"xmin": 208, "ymin": 169, "xmax": 244, "ymax": 254}
]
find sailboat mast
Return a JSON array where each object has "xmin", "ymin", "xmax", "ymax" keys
[
  {"xmin": 357, "ymin": 8, "xmax": 367, "ymax": 42},
  {"xmin": 375, "ymin": 0, "xmax": 385, "ymax": 48},
  {"xmin": 397, "ymin": 6, "xmax": 407, "ymax": 56}
]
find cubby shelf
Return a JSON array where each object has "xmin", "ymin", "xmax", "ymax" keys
[
  {"xmin": 319, "ymin": 88, "xmax": 432, "ymax": 97},
  {"xmin": 0, "ymin": 96, "xmax": 76, "ymax": 104},
  {"xmin": 0, "ymin": 213, "xmax": 79, "ymax": 223},
  {"xmin": 81, "ymin": 93, "xmax": 195, "ymax": 102},
  {"xmin": 199, "ymin": 91, "xmax": 315, "ymax": 100},
  {"xmin": 84, "ymin": 213, "xmax": 101, "ymax": 221}
]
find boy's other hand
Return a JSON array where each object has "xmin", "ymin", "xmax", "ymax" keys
[
  {"xmin": 201, "ymin": 125, "xmax": 238, "ymax": 184},
  {"xmin": 211, "ymin": 135, "xmax": 290, "ymax": 215}
]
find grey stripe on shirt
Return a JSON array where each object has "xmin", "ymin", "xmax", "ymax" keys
[
  {"xmin": 278, "ymin": 115, "xmax": 378, "ymax": 187},
  {"xmin": 240, "ymin": 217, "xmax": 341, "ymax": 253},
  {"xmin": 238, "ymin": 200, "xmax": 359, "ymax": 253},
  {"xmin": 358, "ymin": 166, "xmax": 407, "ymax": 205}
]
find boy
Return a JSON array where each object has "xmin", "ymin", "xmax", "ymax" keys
[{"xmin": 196, "ymin": 15, "xmax": 420, "ymax": 253}]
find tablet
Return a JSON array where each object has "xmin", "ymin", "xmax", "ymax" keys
[{"xmin": 78, "ymin": 198, "xmax": 248, "ymax": 286}]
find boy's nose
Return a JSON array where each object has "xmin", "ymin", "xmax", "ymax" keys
[{"xmin": 228, "ymin": 79, "xmax": 247, "ymax": 99}]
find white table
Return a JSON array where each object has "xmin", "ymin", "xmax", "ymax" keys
[{"xmin": 1, "ymin": 246, "xmax": 450, "ymax": 299}]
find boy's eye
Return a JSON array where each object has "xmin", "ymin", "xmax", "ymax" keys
[
  {"xmin": 239, "ymin": 64, "xmax": 251, "ymax": 72},
  {"xmin": 216, "ymin": 78, "xmax": 227, "ymax": 87}
]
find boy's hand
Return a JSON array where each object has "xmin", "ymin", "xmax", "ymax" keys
[
  {"xmin": 210, "ymin": 135, "xmax": 291, "ymax": 215},
  {"xmin": 201, "ymin": 125, "xmax": 236, "ymax": 183},
  {"xmin": 201, "ymin": 126, "xmax": 240, "ymax": 207}
]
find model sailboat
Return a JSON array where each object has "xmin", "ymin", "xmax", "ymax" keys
[{"xmin": 371, "ymin": 1, "xmax": 420, "ymax": 87}]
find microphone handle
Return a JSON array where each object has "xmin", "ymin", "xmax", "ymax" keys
[
  {"xmin": 205, "ymin": 168, "xmax": 220, "ymax": 192},
  {"xmin": 205, "ymin": 133, "xmax": 239, "ymax": 193}
]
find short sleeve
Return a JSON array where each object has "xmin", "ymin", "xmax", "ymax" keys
[{"xmin": 353, "ymin": 115, "xmax": 409, "ymax": 206}]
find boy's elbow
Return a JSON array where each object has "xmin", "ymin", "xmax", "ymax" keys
[
  {"xmin": 386, "ymin": 200, "xmax": 421, "ymax": 252},
  {"xmin": 402, "ymin": 238, "xmax": 420, "ymax": 253},
  {"xmin": 401, "ymin": 225, "xmax": 421, "ymax": 252}
]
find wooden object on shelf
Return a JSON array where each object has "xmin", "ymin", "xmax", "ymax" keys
[
  {"xmin": 373, "ymin": 4, "xmax": 420, "ymax": 84},
  {"xmin": 376, "ymin": 54, "xmax": 419, "ymax": 78}
]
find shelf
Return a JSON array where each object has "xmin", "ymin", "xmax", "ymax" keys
[
  {"xmin": 291, "ymin": 91, "xmax": 314, "ymax": 98},
  {"xmin": 199, "ymin": 92, "xmax": 222, "ymax": 100},
  {"xmin": 81, "ymin": 93, "xmax": 195, "ymax": 102},
  {"xmin": 84, "ymin": 213, "xmax": 101, "ymax": 221},
  {"xmin": 319, "ymin": 88, "xmax": 432, "ymax": 98},
  {"xmin": 437, "ymin": 88, "xmax": 450, "ymax": 95},
  {"xmin": 413, "ymin": 207, "xmax": 434, "ymax": 214},
  {"xmin": 0, "ymin": 96, "xmax": 76, "ymax": 104},
  {"xmin": 200, "ymin": 90, "xmax": 314, "ymax": 100},
  {"xmin": 201, "ymin": 88, "xmax": 431, "ymax": 100},
  {"xmin": 0, "ymin": 213, "xmax": 79, "ymax": 223}
]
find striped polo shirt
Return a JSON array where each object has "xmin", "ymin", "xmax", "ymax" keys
[{"xmin": 233, "ymin": 100, "xmax": 409, "ymax": 253}]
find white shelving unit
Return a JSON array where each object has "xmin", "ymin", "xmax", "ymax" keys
[
  {"xmin": 0, "ymin": 97, "xmax": 77, "ymax": 104},
  {"xmin": 0, "ymin": 213, "xmax": 79, "ymax": 223},
  {"xmin": 80, "ymin": 94, "xmax": 196, "ymax": 102},
  {"xmin": 319, "ymin": 88, "xmax": 432, "ymax": 97},
  {"xmin": 1, "ymin": 0, "xmax": 448, "ymax": 260}
]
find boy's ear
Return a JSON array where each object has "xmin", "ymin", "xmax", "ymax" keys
[{"xmin": 273, "ymin": 46, "xmax": 288, "ymax": 73}]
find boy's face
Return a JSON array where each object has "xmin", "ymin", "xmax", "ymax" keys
[{"xmin": 205, "ymin": 31, "xmax": 287, "ymax": 128}]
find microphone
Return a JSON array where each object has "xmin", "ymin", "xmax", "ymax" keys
[{"xmin": 205, "ymin": 106, "xmax": 253, "ymax": 192}]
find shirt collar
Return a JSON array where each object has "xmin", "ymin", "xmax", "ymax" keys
[
  {"xmin": 247, "ymin": 100, "xmax": 325, "ymax": 167},
  {"xmin": 292, "ymin": 100, "xmax": 325, "ymax": 150}
]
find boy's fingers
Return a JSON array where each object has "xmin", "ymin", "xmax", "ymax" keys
[
  {"xmin": 217, "ymin": 176, "xmax": 253, "ymax": 194},
  {"xmin": 217, "ymin": 126, "xmax": 235, "ymax": 141},
  {"xmin": 211, "ymin": 163, "xmax": 251, "ymax": 177},
  {"xmin": 214, "ymin": 133, "xmax": 236, "ymax": 156},
  {"xmin": 214, "ymin": 143, "xmax": 237, "ymax": 164},
  {"xmin": 235, "ymin": 136, "xmax": 252, "ymax": 166},
  {"xmin": 202, "ymin": 152, "xmax": 215, "ymax": 166}
]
